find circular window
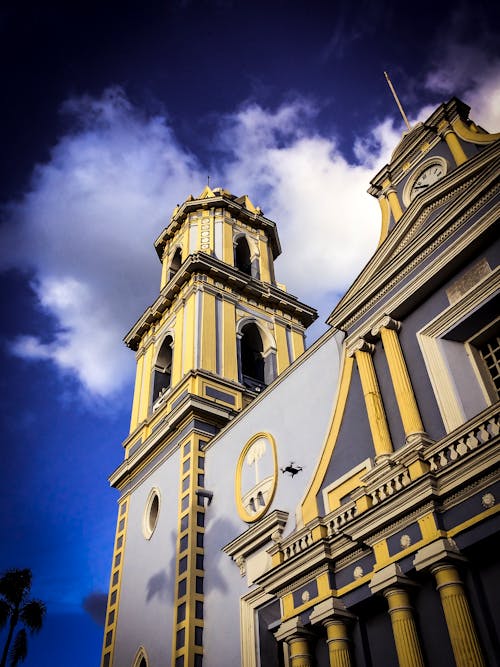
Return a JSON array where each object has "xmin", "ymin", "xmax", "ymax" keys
[
  {"xmin": 235, "ymin": 433, "xmax": 278, "ymax": 523},
  {"xmin": 143, "ymin": 488, "xmax": 161, "ymax": 539}
]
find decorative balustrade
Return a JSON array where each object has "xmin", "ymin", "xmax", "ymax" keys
[
  {"xmin": 427, "ymin": 411, "xmax": 499, "ymax": 472},
  {"xmin": 282, "ymin": 529, "xmax": 313, "ymax": 561},
  {"xmin": 275, "ymin": 405, "xmax": 499, "ymax": 562},
  {"xmin": 326, "ymin": 503, "xmax": 358, "ymax": 536},
  {"xmin": 369, "ymin": 468, "xmax": 412, "ymax": 505}
]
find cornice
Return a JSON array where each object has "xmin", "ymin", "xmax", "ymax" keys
[{"xmin": 124, "ymin": 252, "xmax": 317, "ymax": 349}]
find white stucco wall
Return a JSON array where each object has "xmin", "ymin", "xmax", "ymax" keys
[{"xmin": 203, "ymin": 328, "xmax": 343, "ymax": 666}]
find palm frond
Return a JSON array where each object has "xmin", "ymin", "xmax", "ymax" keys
[
  {"xmin": 0, "ymin": 570, "xmax": 32, "ymax": 608},
  {"xmin": 19, "ymin": 600, "xmax": 46, "ymax": 633},
  {"xmin": 9, "ymin": 628, "xmax": 27, "ymax": 666},
  {"xmin": 0, "ymin": 598, "xmax": 11, "ymax": 629}
]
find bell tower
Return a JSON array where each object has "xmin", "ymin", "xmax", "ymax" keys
[{"xmin": 101, "ymin": 186, "xmax": 317, "ymax": 667}]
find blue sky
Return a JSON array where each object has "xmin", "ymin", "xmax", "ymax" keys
[{"xmin": 0, "ymin": 1, "xmax": 499, "ymax": 664}]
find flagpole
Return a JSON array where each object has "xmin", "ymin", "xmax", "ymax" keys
[{"xmin": 384, "ymin": 71, "xmax": 412, "ymax": 131}]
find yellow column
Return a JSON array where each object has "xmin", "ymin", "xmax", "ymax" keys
[
  {"xmin": 324, "ymin": 619, "xmax": 352, "ymax": 667},
  {"xmin": 172, "ymin": 305, "xmax": 184, "ymax": 385},
  {"xmin": 377, "ymin": 194, "xmax": 391, "ymax": 246},
  {"xmin": 310, "ymin": 598, "xmax": 355, "ymax": 667},
  {"xmin": 432, "ymin": 564, "xmax": 485, "ymax": 667},
  {"xmin": 288, "ymin": 636, "xmax": 313, "ymax": 667},
  {"xmin": 258, "ymin": 235, "xmax": 271, "ymax": 283},
  {"xmin": 384, "ymin": 588, "xmax": 425, "ymax": 667},
  {"xmin": 129, "ymin": 350, "xmax": 145, "ymax": 432},
  {"xmin": 137, "ymin": 343, "xmax": 154, "ymax": 423},
  {"xmin": 275, "ymin": 618, "xmax": 313, "ymax": 667},
  {"xmin": 386, "ymin": 188, "xmax": 403, "ymax": 222},
  {"xmin": 275, "ymin": 323, "xmax": 290, "ymax": 374},
  {"xmin": 200, "ymin": 290, "xmax": 216, "ymax": 373},
  {"xmin": 291, "ymin": 329, "xmax": 305, "ymax": 360},
  {"xmin": 222, "ymin": 297, "xmax": 238, "ymax": 382},
  {"xmin": 351, "ymin": 340, "xmax": 393, "ymax": 457},
  {"xmin": 439, "ymin": 122, "xmax": 467, "ymax": 166},
  {"xmin": 372, "ymin": 317, "xmax": 425, "ymax": 438}
]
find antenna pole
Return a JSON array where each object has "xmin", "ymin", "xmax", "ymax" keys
[{"xmin": 384, "ymin": 71, "xmax": 411, "ymax": 131}]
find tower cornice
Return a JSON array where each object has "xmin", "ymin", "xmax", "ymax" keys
[{"xmin": 124, "ymin": 252, "xmax": 317, "ymax": 349}]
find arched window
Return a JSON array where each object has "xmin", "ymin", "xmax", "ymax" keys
[
  {"xmin": 234, "ymin": 236, "xmax": 252, "ymax": 276},
  {"xmin": 152, "ymin": 335, "xmax": 173, "ymax": 406},
  {"xmin": 169, "ymin": 248, "xmax": 182, "ymax": 280},
  {"xmin": 132, "ymin": 647, "xmax": 149, "ymax": 667},
  {"xmin": 240, "ymin": 323, "xmax": 266, "ymax": 390}
]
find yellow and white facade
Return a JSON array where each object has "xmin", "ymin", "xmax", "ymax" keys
[{"xmin": 103, "ymin": 98, "xmax": 500, "ymax": 667}]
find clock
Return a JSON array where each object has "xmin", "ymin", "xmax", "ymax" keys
[{"xmin": 407, "ymin": 158, "xmax": 448, "ymax": 203}]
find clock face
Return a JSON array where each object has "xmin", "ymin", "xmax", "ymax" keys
[{"xmin": 410, "ymin": 162, "xmax": 446, "ymax": 200}]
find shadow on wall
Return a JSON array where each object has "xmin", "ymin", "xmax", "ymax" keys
[
  {"xmin": 204, "ymin": 516, "xmax": 242, "ymax": 595},
  {"xmin": 145, "ymin": 530, "xmax": 177, "ymax": 603}
]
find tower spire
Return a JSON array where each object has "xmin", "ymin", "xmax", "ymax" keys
[{"xmin": 384, "ymin": 71, "xmax": 411, "ymax": 131}]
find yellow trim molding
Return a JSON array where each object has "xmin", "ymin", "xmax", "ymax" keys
[{"xmin": 301, "ymin": 353, "xmax": 354, "ymax": 525}]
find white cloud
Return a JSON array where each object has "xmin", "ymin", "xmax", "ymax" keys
[
  {"xmin": 424, "ymin": 38, "xmax": 500, "ymax": 132},
  {"xmin": 1, "ymin": 64, "xmax": 499, "ymax": 399},
  {"xmin": 1, "ymin": 87, "xmax": 204, "ymax": 397}
]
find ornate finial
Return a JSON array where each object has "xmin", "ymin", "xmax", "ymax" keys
[
  {"xmin": 207, "ymin": 174, "xmax": 210, "ymax": 187},
  {"xmin": 384, "ymin": 72, "xmax": 411, "ymax": 131}
]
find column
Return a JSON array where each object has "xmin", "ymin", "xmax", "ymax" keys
[
  {"xmin": 433, "ymin": 564, "xmax": 485, "ymax": 667},
  {"xmin": 372, "ymin": 317, "xmax": 425, "ymax": 439},
  {"xmin": 414, "ymin": 539, "xmax": 486, "ymax": 667},
  {"xmin": 310, "ymin": 598, "xmax": 355, "ymax": 667},
  {"xmin": 438, "ymin": 121, "xmax": 467, "ymax": 166},
  {"xmin": 370, "ymin": 563, "xmax": 425, "ymax": 667},
  {"xmin": 384, "ymin": 588, "xmax": 425, "ymax": 667},
  {"xmin": 350, "ymin": 340, "xmax": 393, "ymax": 458},
  {"xmin": 386, "ymin": 187, "xmax": 403, "ymax": 222},
  {"xmin": 275, "ymin": 618, "xmax": 313, "ymax": 667}
]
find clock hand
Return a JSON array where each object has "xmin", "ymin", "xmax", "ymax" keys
[{"xmin": 413, "ymin": 184, "xmax": 430, "ymax": 190}]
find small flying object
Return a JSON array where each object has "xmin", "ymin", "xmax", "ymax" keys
[{"xmin": 281, "ymin": 462, "xmax": 303, "ymax": 477}]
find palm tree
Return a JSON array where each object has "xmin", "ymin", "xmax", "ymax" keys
[{"xmin": 0, "ymin": 569, "xmax": 46, "ymax": 667}]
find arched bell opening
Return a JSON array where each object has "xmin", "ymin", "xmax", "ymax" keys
[
  {"xmin": 234, "ymin": 236, "xmax": 252, "ymax": 276},
  {"xmin": 152, "ymin": 335, "xmax": 173, "ymax": 407},
  {"xmin": 238, "ymin": 322, "xmax": 276, "ymax": 391},
  {"xmin": 169, "ymin": 247, "xmax": 182, "ymax": 281}
]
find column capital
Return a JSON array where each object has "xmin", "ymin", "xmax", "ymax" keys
[
  {"xmin": 274, "ymin": 617, "xmax": 314, "ymax": 643},
  {"xmin": 371, "ymin": 315, "xmax": 401, "ymax": 337},
  {"xmin": 346, "ymin": 338, "xmax": 375, "ymax": 358},
  {"xmin": 309, "ymin": 598, "xmax": 355, "ymax": 626},
  {"xmin": 369, "ymin": 563, "xmax": 418, "ymax": 595},
  {"xmin": 413, "ymin": 538, "xmax": 466, "ymax": 572}
]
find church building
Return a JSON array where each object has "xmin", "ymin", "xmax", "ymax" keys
[{"xmin": 101, "ymin": 97, "xmax": 500, "ymax": 667}]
